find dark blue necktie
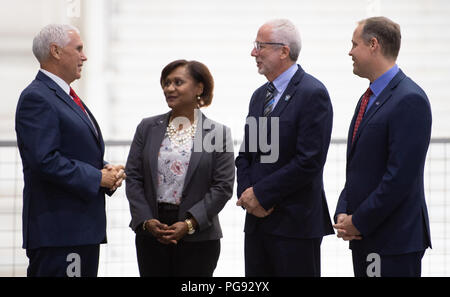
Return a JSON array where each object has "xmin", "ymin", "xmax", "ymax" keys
[{"xmin": 263, "ymin": 82, "xmax": 276, "ymax": 116}]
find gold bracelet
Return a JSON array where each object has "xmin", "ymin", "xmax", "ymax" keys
[{"xmin": 185, "ymin": 219, "xmax": 195, "ymax": 235}]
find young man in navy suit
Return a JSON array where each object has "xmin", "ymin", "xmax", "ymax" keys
[
  {"xmin": 15, "ymin": 24, "xmax": 126, "ymax": 277},
  {"xmin": 334, "ymin": 17, "xmax": 432, "ymax": 277},
  {"xmin": 236, "ymin": 19, "xmax": 334, "ymax": 276}
]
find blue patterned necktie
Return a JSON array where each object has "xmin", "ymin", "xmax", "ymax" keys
[{"xmin": 263, "ymin": 82, "xmax": 276, "ymax": 116}]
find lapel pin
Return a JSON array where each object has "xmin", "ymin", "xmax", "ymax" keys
[
  {"xmin": 284, "ymin": 95, "xmax": 291, "ymax": 101},
  {"xmin": 375, "ymin": 101, "xmax": 380, "ymax": 106}
]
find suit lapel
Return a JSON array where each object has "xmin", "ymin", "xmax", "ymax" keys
[
  {"xmin": 37, "ymin": 72, "xmax": 101, "ymax": 145},
  {"xmin": 259, "ymin": 66, "xmax": 305, "ymax": 141},
  {"xmin": 347, "ymin": 95, "xmax": 363, "ymax": 159},
  {"xmin": 58, "ymin": 88, "xmax": 100, "ymax": 142},
  {"xmin": 268, "ymin": 66, "xmax": 305, "ymax": 118},
  {"xmin": 182, "ymin": 111, "xmax": 207, "ymax": 192},
  {"xmin": 348, "ymin": 70, "xmax": 406, "ymax": 157},
  {"xmin": 148, "ymin": 112, "xmax": 171, "ymax": 195},
  {"xmin": 84, "ymin": 106, "xmax": 104, "ymax": 150}
]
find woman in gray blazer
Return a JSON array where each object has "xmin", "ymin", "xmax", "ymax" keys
[{"xmin": 125, "ymin": 60, "xmax": 235, "ymax": 276}]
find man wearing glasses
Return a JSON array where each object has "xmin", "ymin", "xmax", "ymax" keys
[{"xmin": 235, "ymin": 19, "xmax": 334, "ymax": 276}]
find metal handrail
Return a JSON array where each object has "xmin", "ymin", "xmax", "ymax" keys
[{"xmin": 2, "ymin": 138, "xmax": 449, "ymax": 147}]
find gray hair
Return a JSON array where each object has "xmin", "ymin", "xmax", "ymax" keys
[
  {"xmin": 265, "ymin": 19, "xmax": 302, "ymax": 61},
  {"xmin": 32, "ymin": 24, "xmax": 79, "ymax": 63}
]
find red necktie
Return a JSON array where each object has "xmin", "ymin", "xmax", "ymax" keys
[
  {"xmin": 352, "ymin": 87, "xmax": 373, "ymax": 144},
  {"xmin": 69, "ymin": 87, "xmax": 86, "ymax": 113}
]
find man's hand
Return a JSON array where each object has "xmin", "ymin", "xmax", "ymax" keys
[
  {"xmin": 333, "ymin": 214, "xmax": 362, "ymax": 241},
  {"xmin": 237, "ymin": 187, "xmax": 274, "ymax": 218},
  {"xmin": 102, "ymin": 164, "xmax": 126, "ymax": 191},
  {"xmin": 100, "ymin": 167, "xmax": 118, "ymax": 189}
]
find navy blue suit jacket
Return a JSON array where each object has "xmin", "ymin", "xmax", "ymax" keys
[
  {"xmin": 235, "ymin": 65, "xmax": 334, "ymax": 239},
  {"xmin": 335, "ymin": 69, "xmax": 432, "ymax": 255},
  {"xmin": 15, "ymin": 71, "xmax": 110, "ymax": 250}
]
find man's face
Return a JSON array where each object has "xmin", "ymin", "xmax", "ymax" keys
[
  {"xmin": 251, "ymin": 24, "xmax": 284, "ymax": 80},
  {"xmin": 58, "ymin": 30, "xmax": 87, "ymax": 84},
  {"xmin": 348, "ymin": 24, "xmax": 372, "ymax": 79}
]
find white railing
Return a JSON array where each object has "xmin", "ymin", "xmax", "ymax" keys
[{"xmin": 0, "ymin": 139, "xmax": 448, "ymax": 276}]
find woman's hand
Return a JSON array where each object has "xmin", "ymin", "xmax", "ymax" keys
[
  {"xmin": 144, "ymin": 219, "xmax": 175, "ymax": 244},
  {"xmin": 158, "ymin": 221, "xmax": 189, "ymax": 245}
]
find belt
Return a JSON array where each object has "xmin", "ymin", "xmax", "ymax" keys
[{"xmin": 158, "ymin": 202, "xmax": 179, "ymax": 212}]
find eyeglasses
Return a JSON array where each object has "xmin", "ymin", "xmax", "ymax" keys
[{"xmin": 253, "ymin": 41, "xmax": 285, "ymax": 51}]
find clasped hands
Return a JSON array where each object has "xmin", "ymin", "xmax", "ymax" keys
[
  {"xmin": 333, "ymin": 213, "xmax": 362, "ymax": 241},
  {"xmin": 237, "ymin": 188, "xmax": 362, "ymax": 240},
  {"xmin": 144, "ymin": 219, "xmax": 191, "ymax": 245},
  {"xmin": 236, "ymin": 187, "xmax": 274, "ymax": 218},
  {"xmin": 100, "ymin": 164, "xmax": 126, "ymax": 191}
]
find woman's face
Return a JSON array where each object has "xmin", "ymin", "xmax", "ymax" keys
[{"xmin": 162, "ymin": 65, "xmax": 203, "ymax": 112}]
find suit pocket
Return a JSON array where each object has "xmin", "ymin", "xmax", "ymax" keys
[
  {"xmin": 363, "ymin": 123, "xmax": 386, "ymax": 135},
  {"xmin": 359, "ymin": 123, "xmax": 387, "ymax": 147},
  {"xmin": 365, "ymin": 123, "xmax": 385, "ymax": 129},
  {"xmin": 278, "ymin": 120, "xmax": 295, "ymax": 138}
]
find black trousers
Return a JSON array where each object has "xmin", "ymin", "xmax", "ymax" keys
[
  {"xmin": 26, "ymin": 244, "xmax": 100, "ymax": 277},
  {"xmin": 352, "ymin": 249, "xmax": 425, "ymax": 277},
  {"xmin": 245, "ymin": 227, "xmax": 322, "ymax": 277},
  {"xmin": 135, "ymin": 205, "xmax": 220, "ymax": 277}
]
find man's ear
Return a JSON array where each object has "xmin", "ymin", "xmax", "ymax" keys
[
  {"xmin": 49, "ymin": 43, "xmax": 61, "ymax": 60},
  {"xmin": 369, "ymin": 37, "xmax": 380, "ymax": 52},
  {"xmin": 280, "ymin": 45, "xmax": 290, "ymax": 60}
]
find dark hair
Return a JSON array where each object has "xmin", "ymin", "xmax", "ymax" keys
[
  {"xmin": 359, "ymin": 16, "xmax": 401, "ymax": 60},
  {"xmin": 160, "ymin": 59, "xmax": 214, "ymax": 108}
]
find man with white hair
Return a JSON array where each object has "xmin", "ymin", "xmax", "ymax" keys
[
  {"xmin": 15, "ymin": 24, "xmax": 125, "ymax": 277},
  {"xmin": 236, "ymin": 19, "xmax": 334, "ymax": 276}
]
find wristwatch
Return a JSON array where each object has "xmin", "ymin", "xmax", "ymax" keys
[{"xmin": 185, "ymin": 219, "xmax": 195, "ymax": 235}]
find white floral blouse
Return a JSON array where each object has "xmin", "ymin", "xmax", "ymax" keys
[{"xmin": 156, "ymin": 135, "xmax": 192, "ymax": 205}]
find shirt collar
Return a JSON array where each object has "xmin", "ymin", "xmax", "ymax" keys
[
  {"xmin": 370, "ymin": 64, "xmax": 399, "ymax": 97},
  {"xmin": 39, "ymin": 69, "xmax": 71, "ymax": 96},
  {"xmin": 271, "ymin": 63, "xmax": 298, "ymax": 93}
]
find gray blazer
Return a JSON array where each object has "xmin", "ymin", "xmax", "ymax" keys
[{"xmin": 125, "ymin": 111, "xmax": 235, "ymax": 242}]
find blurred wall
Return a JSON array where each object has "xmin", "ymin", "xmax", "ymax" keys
[
  {"xmin": 1, "ymin": 0, "xmax": 450, "ymax": 142},
  {"xmin": 1, "ymin": 0, "xmax": 450, "ymax": 277}
]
